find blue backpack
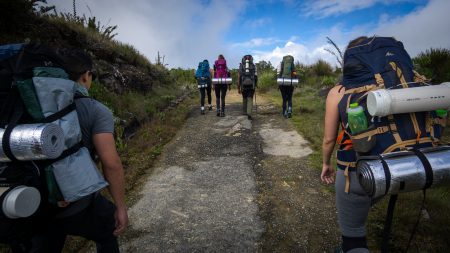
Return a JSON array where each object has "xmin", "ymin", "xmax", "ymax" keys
[
  {"xmin": 336, "ymin": 37, "xmax": 442, "ymax": 172},
  {"xmin": 195, "ymin": 60, "xmax": 210, "ymax": 78}
]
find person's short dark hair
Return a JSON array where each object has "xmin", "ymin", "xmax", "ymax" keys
[
  {"xmin": 58, "ymin": 48, "xmax": 93, "ymax": 81},
  {"xmin": 218, "ymin": 54, "xmax": 224, "ymax": 60},
  {"xmin": 346, "ymin": 36, "xmax": 369, "ymax": 50}
]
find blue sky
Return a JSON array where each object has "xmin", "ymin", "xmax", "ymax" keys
[{"xmin": 46, "ymin": 0, "xmax": 450, "ymax": 69}]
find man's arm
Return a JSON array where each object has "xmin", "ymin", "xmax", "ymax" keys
[{"xmin": 93, "ymin": 133, "xmax": 129, "ymax": 236}]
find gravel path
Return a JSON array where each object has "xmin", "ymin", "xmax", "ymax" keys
[{"xmin": 120, "ymin": 91, "xmax": 340, "ymax": 252}]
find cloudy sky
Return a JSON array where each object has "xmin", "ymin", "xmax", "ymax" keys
[{"xmin": 46, "ymin": 0, "xmax": 450, "ymax": 69}]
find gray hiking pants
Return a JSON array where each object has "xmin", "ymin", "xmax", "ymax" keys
[
  {"xmin": 242, "ymin": 89, "xmax": 254, "ymax": 116},
  {"xmin": 335, "ymin": 170, "xmax": 371, "ymax": 252}
]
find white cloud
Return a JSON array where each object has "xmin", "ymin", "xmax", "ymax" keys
[
  {"xmin": 373, "ymin": 0, "xmax": 450, "ymax": 57},
  {"xmin": 46, "ymin": 0, "xmax": 246, "ymax": 68},
  {"xmin": 231, "ymin": 37, "xmax": 282, "ymax": 48}
]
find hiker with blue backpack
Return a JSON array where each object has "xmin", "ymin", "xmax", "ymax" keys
[
  {"xmin": 195, "ymin": 59, "xmax": 212, "ymax": 114},
  {"xmin": 321, "ymin": 36, "xmax": 446, "ymax": 253},
  {"xmin": 213, "ymin": 54, "xmax": 230, "ymax": 117},
  {"xmin": 277, "ymin": 55, "xmax": 297, "ymax": 118}
]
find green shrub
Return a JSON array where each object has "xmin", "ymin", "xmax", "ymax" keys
[
  {"xmin": 413, "ymin": 48, "xmax": 450, "ymax": 83},
  {"xmin": 310, "ymin": 59, "xmax": 334, "ymax": 77},
  {"xmin": 257, "ymin": 70, "xmax": 277, "ymax": 93}
]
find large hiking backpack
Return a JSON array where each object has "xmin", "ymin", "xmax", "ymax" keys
[
  {"xmin": 0, "ymin": 43, "xmax": 107, "ymax": 244},
  {"xmin": 195, "ymin": 60, "xmax": 210, "ymax": 78},
  {"xmin": 214, "ymin": 58, "xmax": 228, "ymax": 78},
  {"xmin": 280, "ymin": 55, "xmax": 294, "ymax": 78},
  {"xmin": 239, "ymin": 55, "xmax": 256, "ymax": 90},
  {"xmin": 336, "ymin": 36, "xmax": 442, "ymax": 172}
]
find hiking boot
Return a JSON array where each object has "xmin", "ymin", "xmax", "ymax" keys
[
  {"xmin": 201, "ymin": 109, "xmax": 205, "ymax": 115},
  {"xmin": 220, "ymin": 111, "xmax": 225, "ymax": 117},
  {"xmin": 287, "ymin": 107, "xmax": 292, "ymax": 118},
  {"xmin": 217, "ymin": 110, "xmax": 220, "ymax": 117},
  {"xmin": 247, "ymin": 115, "xmax": 252, "ymax": 120},
  {"xmin": 208, "ymin": 105, "xmax": 212, "ymax": 111}
]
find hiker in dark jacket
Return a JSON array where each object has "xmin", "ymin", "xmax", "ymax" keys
[
  {"xmin": 277, "ymin": 55, "xmax": 297, "ymax": 118},
  {"xmin": 213, "ymin": 54, "xmax": 230, "ymax": 117},
  {"xmin": 29, "ymin": 49, "xmax": 128, "ymax": 253}
]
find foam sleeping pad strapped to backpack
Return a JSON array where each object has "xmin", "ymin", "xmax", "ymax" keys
[
  {"xmin": 0, "ymin": 43, "xmax": 108, "ymax": 242},
  {"xmin": 239, "ymin": 55, "xmax": 256, "ymax": 90},
  {"xmin": 336, "ymin": 36, "xmax": 443, "ymax": 174}
]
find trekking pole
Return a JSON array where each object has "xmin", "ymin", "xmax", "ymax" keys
[{"xmin": 254, "ymin": 88, "xmax": 257, "ymax": 115}]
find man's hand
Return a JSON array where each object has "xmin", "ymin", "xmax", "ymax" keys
[{"xmin": 113, "ymin": 206, "xmax": 129, "ymax": 236}]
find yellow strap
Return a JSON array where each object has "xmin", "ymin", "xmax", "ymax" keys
[
  {"xmin": 388, "ymin": 115, "xmax": 402, "ymax": 144},
  {"xmin": 344, "ymin": 83, "xmax": 384, "ymax": 94},
  {"xmin": 389, "ymin": 62, "xmax": 408, "ymax": 88},
  {"xmin": 346, "ymin": 93, "xmax": 353, "ymax": 112},
  {"xmin": 344, "ymin": 166, "xmax": 350, "ymax": 194},
  {"xmin": 413, "ymin": 70, "xmax": 427, "ymax": 83},
  {"xmin": 336, "ymin": 159, "xmax": 357, "ymax": 168},
  {"xmin": 351, "ymin": 126, "xmax": 390, "ymax": 140},
  {"xmin": 374, "ymin": 73, "xmax": 384, "ymax": 85},
  {"xmin": 410, "ymin": 112, "xmax": 421, "ymax": 136},
  {"xmin": 383, "ymin": 137, "xmax": 433, "ymax": 153}
]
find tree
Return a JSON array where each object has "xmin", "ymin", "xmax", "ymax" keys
[
  {"xmin": 256, "ymin": 60, "xmax": 274, "ymax": 74},
  {"xmin": 324, "ymin": 36, "xmax": 343, "ymax": 69},
  {"xmin": 413, "ymin": 48, "xmax": 450, "ymax": 83}
]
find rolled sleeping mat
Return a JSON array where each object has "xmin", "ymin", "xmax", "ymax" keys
[
  {"xmin": 212, "ymin": 78, "xmax": 232, "ymax": 85},
  {"xmin": 367, "ymin": 82, "xmax": 450, "ymax": 117},
  {"xmin": 277, "ymin": 78, "xmax": 299, "ymax": 86},
  {"xmin": 1, "ymin": 186, "xmax": 41, "ymax": 219},
  {"xmin": 357, "ymin": 146, "xmax": 450, "ymax": 199},
  {"xmin": 0, "ymin": 123, "xmax": 65, "ymax": 162}
]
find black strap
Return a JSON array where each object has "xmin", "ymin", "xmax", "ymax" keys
[
  {"xmin": 1, "ymin": 87, "xmax": 24, "ymax": 162},
  {"xmin": 39, "ymin": 141, "xmax": 84, "ymax": 168},
  {"xmin": 413, "ymin": 149, "xmax": 433, "ymax": 189},
  {"xmin": 41, "ymin": 103, "xmax": 76, "ymax": 123},
  {"xmin": 380, "ymin": 156, "xmax": 392, "ymax": 196},
  {"xmin": 381, "ymin": 194, "xmax": 398, "ymax": 253},
  {"xmin": 405, "ymin": 189, "xmax": 427, "ymax": 252}
]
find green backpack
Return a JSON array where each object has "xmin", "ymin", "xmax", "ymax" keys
[{"xmin": 280, "ymin": 55, "xmax": 294, "ymax": 78}]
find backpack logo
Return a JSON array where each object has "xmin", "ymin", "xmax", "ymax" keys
[{"xmin": 385, "ymin": 52, "xmax": 394, "ymax": 57}]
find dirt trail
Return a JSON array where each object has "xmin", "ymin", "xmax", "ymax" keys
[{"xmin": 120, "ymin": 90, "xmax": 340, "ymax": 252}]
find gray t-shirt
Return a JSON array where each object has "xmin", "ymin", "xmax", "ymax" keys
[
  {"xmin": 75, "ymin": 97, "xmax": 114, "ymax": 153},
  {"xmin": 56, "ymin": 97, "xmax": 114, "ymax": 218}
]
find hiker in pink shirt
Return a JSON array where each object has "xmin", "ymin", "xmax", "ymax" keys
[{"xmin": 213, "ymin": 54, "xmax": 230, "ymax": 117}]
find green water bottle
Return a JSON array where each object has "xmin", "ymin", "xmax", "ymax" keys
[
  {"xmin": 347, "ymin": 102, "xmax": 368, "ymax": 134},
  {"xmin": 436, "ymin": 109, "xmax": 448, "ymax": 118}
]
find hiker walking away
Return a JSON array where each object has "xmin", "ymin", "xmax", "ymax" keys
[
  {"xmin": 213, "ymin": 54, "xmax": 230, "ymax": 117},
  {"xmin": 321, "ymin": 36, "xmax": 444, "ymax": 252},
  {"xmin": 277, "ymin": 55, "xmax": 297, "ymax": 118},
  {"xmin": 29, "ymin": 49, "xmax": 128, "ymax": 252},
  {"xmin": 195, "ymin": 60, "xmax": 212, "ymax": 114},
  {"xmin": 238, "ymin": 55, "xmax": 257, "ymax": 120}
]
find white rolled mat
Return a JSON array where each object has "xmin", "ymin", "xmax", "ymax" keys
[{"xmin": 0, "ymin": 123, "xmax": 65, "ymax": 162}]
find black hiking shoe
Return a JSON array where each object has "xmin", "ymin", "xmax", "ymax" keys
[
  {"xmin": 201, "ymin": 109, "xmax": 205, "ymax": 115},
  {"xmin": 220, "ymin": 111, "xmax": 225, "ymax": 117},
  {"xmin": 288, "ymin": 112, "xmax": 292, "ymax": 118},
  {"xmin": 247, "ymin": 115, "xmax": 252, "ymax": 120},
  {"xmin": 208, "ymin": 105, "xmax": 212, "ymax": 111},
  {"xmin": 216, "ymin": 110, "xmax": 220, "ymax": 117}
]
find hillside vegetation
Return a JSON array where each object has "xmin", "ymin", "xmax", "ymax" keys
[{"xmin": 0, "ymin": 1, "xmax": 196, "ymax": 251}]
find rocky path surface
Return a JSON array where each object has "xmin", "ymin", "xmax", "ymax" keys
[{"xmin": 120, "ymin": 91, "xmax": 340, "ymax": 252}]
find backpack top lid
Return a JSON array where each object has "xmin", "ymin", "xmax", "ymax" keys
[
  {"xmin": 342, "ymin": 36, "xmax": 414, "ymax": 89},
  {"xmin": 282, "ymin": 55, "xmax": 294, "ymax": 62},
  {"xmin": 241, "ymin": 55, "xmax": 253, "ymax": 65},
  {"xmin": 196, "ymin": 60, "xmax": 210, "ymax": 78}
]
